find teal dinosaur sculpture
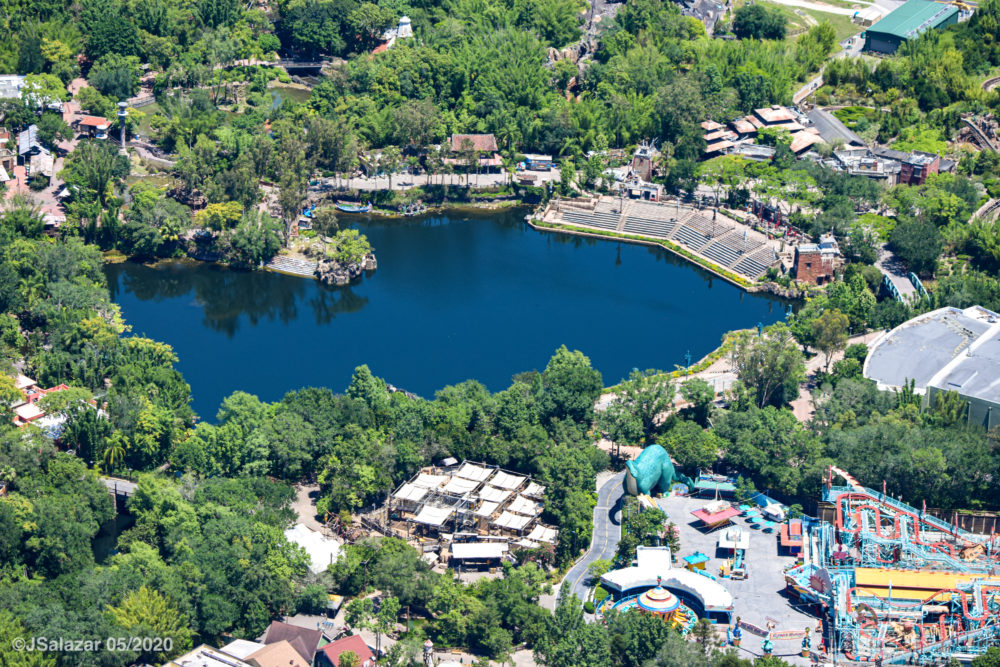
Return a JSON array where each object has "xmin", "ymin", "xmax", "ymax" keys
[{"xmin": 623, "ymin": 444, "xmax": 693, "ymax": 496}]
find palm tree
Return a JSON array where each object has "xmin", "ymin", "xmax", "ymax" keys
[
  {"xmin": 103, "ymin": 435, "xmax": 126, "ymax": 474},
  {"xmin": 380, "ymin": 146, "xmax": 402, "ymax": 190},
  {"xmin": 497, "ymin": 122, "xmax": 519, "ymax": 152}
]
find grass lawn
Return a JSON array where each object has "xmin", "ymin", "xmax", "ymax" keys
[
  {"xmin": 751, "ymin": 0, "xmax": 862, "ymax": 42},
  {"xmin": 801, "ymin": 8, "xmax": 863, "ymax": 41},
  {"xmin": 132, "ymin": 102, "xmax": 161, "ymax": 141}
]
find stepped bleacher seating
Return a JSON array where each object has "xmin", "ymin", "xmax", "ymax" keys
[
  {"xmin": 672, "ymin": 225, "xmax": 711, "ymax": 251},
  {"xmin": 684, "ymin": 214, "xmax": 729, "ymax": 238},
  {"xmin": 561, "ymin": 209, "xmax": 621, "ymax": 231},
  {"xmin": 702, "ymin": 242, "xmax": 742, "ymax": 267},
  {"xmin": 623, "ymin": 216, "xmax": 677, "ymax": 237},
  {"xmin": 733, "ymin": 256, "xmax": 770, "ymax": 279},
  {"xmin": 750, "ymin": 245, "xmax": 777, "ymax": 263}
]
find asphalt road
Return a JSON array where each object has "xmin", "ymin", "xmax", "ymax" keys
[{"xmin": 559, "ymin": 471, "xmax": 626, "ymax": 607}]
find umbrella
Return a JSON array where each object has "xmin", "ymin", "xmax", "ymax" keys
[
  {"xmin": 748, "ymin": 515, "xmax": 762, "ymax": 522},
  {"xmin": 738, "ymin": 504, "xmax": 752, "ymax": 512},
  {"xmin": 762, "ymin": 521, "xmax": 777, "ymax": 532}
]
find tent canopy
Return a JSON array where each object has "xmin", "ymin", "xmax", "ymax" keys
[{"xmin": 414, "ymin": 505, "xmax": 453, "ymax": 526}]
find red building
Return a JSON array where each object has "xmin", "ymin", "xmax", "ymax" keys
[
  {"xmin": 898, "ymin": 151, "xmax": 940, "ymax": 186},
  {"xmin": 793, "ymin": 234, "xmax": 843, "ymax": 285},
  {"xmin": 317, "ymin": 635, "xmax": 375, "ymax": 667},
  {"xmin": 10, "ymin": 374, "xmax": 71, "ymax": 427}
]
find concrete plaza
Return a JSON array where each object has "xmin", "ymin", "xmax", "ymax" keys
[{"xmin": 655, "ymin": 494, "xmax": 819, "ymax": 665}]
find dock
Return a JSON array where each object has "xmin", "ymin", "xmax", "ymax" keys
[{"xmin": 265, "ymin": 255, "xmax": 319, "ymax": 279}]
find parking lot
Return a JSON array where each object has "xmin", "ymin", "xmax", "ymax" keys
[{"xmin": 655, "ymin": 494, "xmax": 819, "ymax": 664}]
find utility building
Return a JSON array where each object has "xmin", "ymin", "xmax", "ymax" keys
[{"xmin": 864, "ymin": 0, "xmax": 959, "ymax": 54}]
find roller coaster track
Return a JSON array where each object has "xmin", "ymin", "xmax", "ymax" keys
[
  {"xmin": 974, "ymin": 197, "xmax": 1000, "ymax": 221},
  {"xmin": 962, "ymin": 118, "xmax": 998, "ymax": 152},
  {"xmin": 982, "ymin": 75, "xmax": 1000, "ymax": 91}
]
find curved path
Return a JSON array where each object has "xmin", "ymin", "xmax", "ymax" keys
[
  {"xmin": 768, "ymin": 0, "xmax": 887, "ymax": 17},
  {"xmin": 559, "ymin": 471, "xmax": 625, "ymax": 607}
]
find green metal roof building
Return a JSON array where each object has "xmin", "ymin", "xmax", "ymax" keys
[{"xmin": 864, "ymin": 0, "xmax": 959, "ymax": 54}]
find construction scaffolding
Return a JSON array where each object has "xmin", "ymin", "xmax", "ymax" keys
[{"xmin": 388, "ymin": 461, "xmax": 557, "ymax": 557}]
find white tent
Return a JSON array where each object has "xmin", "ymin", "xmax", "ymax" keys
[
  {"xmin": 526, "ymin": 525, "xmax": 558, "ymax": 544},
  {"xmin": 412, "ymin": 473, "xmax": 448, "ymax": 489},
  {"xmin": 507, "ymin": 495, "xmax": 540, "ymax": 516},
  {"xmin": 477, "ymin": 485, "xmax": 513, "ymax": 503},
  {"xmin": 442, "ymin": 476, "xmax": 480, "ymax": 495},
  {"xmin": 413, "ymin": 505, "xmax": 453, "ymax": 526},
  {"xmin": 456, "ymin": 462, "xmax": 492, "ymax": 482},
  {"xmin": 393, "ymin": 482, "xmax": 429, "ymax": 502},
  {"xmin": 489, "ymin": 470, "xmax": 526, "ymax": 490},
  {"xmin": 493, "ymin": 511, "xmax": 531, "ymax": 531},
  {"xmin": 475, "ymin": 500, "xmax": 500, "ymax": 517},
  {"xmin": 522, "ymin": 482, "xmax": 546, "ymax": 498}
]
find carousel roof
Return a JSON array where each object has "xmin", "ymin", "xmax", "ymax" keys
[{"xmin": 636, "ymin": 587, "xmax": 680, "ymax": 614}]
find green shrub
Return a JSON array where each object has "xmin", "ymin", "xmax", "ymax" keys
[{"xmin": 583, "ymin": 601, "xmax": 595, "ymax": 614}]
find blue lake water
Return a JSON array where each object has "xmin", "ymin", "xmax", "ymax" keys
[{"xmin": 104, "ymin": 209, "xmax": 790, "ymax": 419}]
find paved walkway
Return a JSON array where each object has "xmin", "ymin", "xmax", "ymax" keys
[
  {"xmin": 557, "ymin": 471, "xmax": 625, "ymax": 607},
  {"xmin": 292, "ymin": 483, "xmax": 324, "ymax": 532},
  {"xmin": 99, "ymin": 476, "xmax": 137, "ymax": 496},
  {"xmin": 875, "ymin": 243, "xmax": 917, "ymax": 300},
  {"xmin": 790, "ymin": 331, "xmax": 884, "ymax": 422},
  {"xmin": 327, "ymin": 169, "xmax": 559, "ymax": 192},
  {"xmin": 769, "ymin": 0, "xmax": 889, "ymax": 16}
]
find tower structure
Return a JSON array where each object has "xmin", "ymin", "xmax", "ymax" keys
[{"xmin": 117, "ymin": 102, "xmax": 128, "ymax": 150}]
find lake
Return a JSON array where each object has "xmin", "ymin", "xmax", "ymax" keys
[{"xmin": 104, "ymin": 209, "xmax": 790, "ymax": 419}]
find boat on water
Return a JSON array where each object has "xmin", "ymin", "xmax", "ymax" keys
[{"xmin": 336, "ymin": 201, "xmax": 373, "ymax": 213}]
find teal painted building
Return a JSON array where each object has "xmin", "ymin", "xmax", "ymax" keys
[{"xmin": 864, "ymin": 0, "xmax": 959, "ymax": 54}]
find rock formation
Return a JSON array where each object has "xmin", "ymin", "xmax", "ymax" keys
[{"xmin": 315, "ymin": 253, "xmax": 377, "ymax": 286}]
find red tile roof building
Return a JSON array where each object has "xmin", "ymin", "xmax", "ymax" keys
[
  {"xmin": 449, "ymin": 134, "xmax": 498, "ymax": 153},
  {"xmin": 9, "ymin": 374, "xmax": 71, "ymax": 427},
  {"xmin": 318, "ymin": 635, "xmax": 375, "ymax": 667}
]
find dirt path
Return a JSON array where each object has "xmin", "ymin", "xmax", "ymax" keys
[{"xmin": 292, "ymin": 483, "xmax": 324, "ymax": 531}]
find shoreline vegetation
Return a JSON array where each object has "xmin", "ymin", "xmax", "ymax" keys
[{"xmin": 104, "ymin": 197, "xmax": 810, "ymax": 303}]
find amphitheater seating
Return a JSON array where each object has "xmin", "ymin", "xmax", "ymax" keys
[
  {"xmin": 702, "ymin": 242, "xmax": 742, "ymax": 267},
  {"xmin": 623, "ymin": 216, "xmax": 677, "ymax": 237},
  {"xmin": 561, "ymin": 210, "xmax": 621, "ymax": 231},
  {"xmin": 750, "ymin": 245, "xmax": 778, "ymax": 264},
  {"xmin": 684, "ymin": 213, "xmax": 729, "ymax": 238},
  {"xmin": 672, "ymin": 225, "xmax": 711, "ymax": 251},
  {"xmin": 733, "ymin": 256, "xmax": 771, "ymax": 279}
]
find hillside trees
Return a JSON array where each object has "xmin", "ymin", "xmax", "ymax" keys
[
  {"xmin": 732, "ymin": 4, "xmax": 787, "ymax": 40},
  {"xmin": 731, "ymin": 323, "xmax": 805, "ymax": 408}
]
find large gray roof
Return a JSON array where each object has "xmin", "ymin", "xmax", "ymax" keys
[
  {"xmin": 806, "ymin": 109, "xmax": 865, "ymax": 147},
  {"xmin": 864, "ymin": 306, "xmax": 1000, "ymax": 404}
]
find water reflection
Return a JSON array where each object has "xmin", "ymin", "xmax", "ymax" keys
[
  {"xmin": 105, "ymin": 209, "xmax": 792, "ymax": 417},
  {"xmin": 106, "ymin": 261, "xmax": 369, "ymax": 336}
]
